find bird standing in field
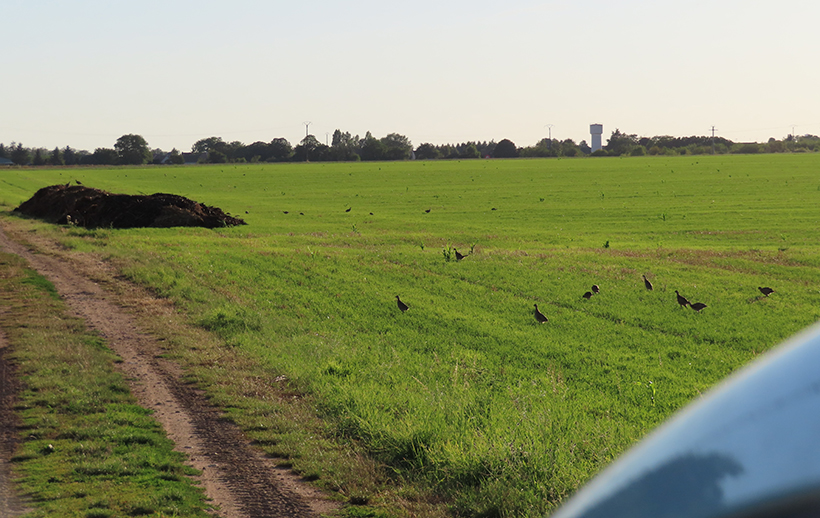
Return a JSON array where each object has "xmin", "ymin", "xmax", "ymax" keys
[
  {"xmin": 533, "ymin": 304, "xmax": 548, "ymax": 323},
  {"xmin": 582, "ymin": 291, "xmax": 593, "ymax": 300},
  {"xmin": 345, "ymin": 207, "xmax": 351, "ymax": 212},
  {"xmin": 690, "ymin": 302, "xmax": 708, "ymax": 312},
  {"xmin": 454, "ymin": 248, "xmax": 466, "ymax": 261},
  {"xmin": 642, "ymin": 275, "xmax": 653, "ymax": 291},
  {"xmin": 675, "ymin": 290, "xmax": 691, "ymax": 308},
  {"xmin": 591, "ymin": 284, "xmax": 600, "ymax": 294},
  {"xmin": 395, "ymin": 295, "xmax": 409, "ymax": 313},
  {"xmin": 758, "ymin": 286, "xmax": 775, "ymax": 297}
]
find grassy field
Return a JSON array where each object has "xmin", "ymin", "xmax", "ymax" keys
[
  {"xmin": 2, "ymin": 154, "xmax": 820, "ymax": 517},
  {"xmin": 0, "ymin": 252, "xmax": 213, "ymax": 517}
]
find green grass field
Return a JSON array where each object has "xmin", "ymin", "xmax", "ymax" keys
[{"xmin": 3, "ymin": 154, "xmax": 820, "ymax": 517}]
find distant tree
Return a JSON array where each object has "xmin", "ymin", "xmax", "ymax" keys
[
  {"xmin": 766, "ymin": 138, "xmax": 786, "ymax": 153},
  {"xmin": 207, "ymin": 150, "xmax": 228, "ymax": 163},
  {"xmin": 239, "ymin": 141, "xmax": 271, "ymax": 163},
  {"xmin": 168, "ymin": 148, "xmax": 185, "ymax": 165},
  {"xmin": 520, "ymin": 138, "xmax": 554, "ymax": 158},
  {"xmin": 149, "ymin": 148, "xmax": 165, "ymax": 164},
  {"xmin": 11, "ymin": 143, "xmax": 30, "ymax": 165},
  {"xmin": 32, "ymin": 148, "xmax": 47, "ymax": 166},
  {"xmin": 733, "ymin": 143, "xmax": 761, "ymax": 154},
  {"xmin": 441, "ymin": 144, "xmax": 460, "ymax": 159},
  {"xmin": 293, "ymin": 135, "xmax": 322, "ymax": 161},
  {"xmin": 92, "ymin": 147, "xmax": 119, "ymax": 165},
  {"xmin": 268, "ymin": 138, "xmax": 293, "ymax": 162},
  {"xmin": 460, "ymin": 143, "xmax": 480, "ymax": 159},
  {"xmin": 381, "ymin": 133, "xmax": 413, "ymax": 160},
  {"xmin": 63, "ymin": 146, "xmax": 77, "ymax": 165},
  {"xmin": 224, "ymin": 140, "xmax": 244, "ymax": 161},
  {"xmin": 330, "ymin": 130, "xmax": 361, "ymax": 161},
  {"xmin": 115, "ymin": 134, "xmax": 152, "ymax": 165},
  {"xmin": 192, "ymin": 136, "xmax": 225, "ymax": 154},
  {"xmin": 49, "ymin": 146, "xmax": 64, "ymax": 166},
  {"xmin": 415, "ymin": 143, "xmax": 441, "ymax": 160},
  {"xmin": 493, "ymin": 139, "xmax": 518, "ymax": 158},
  {"xmin": 0, "ymin": 144, "xmax": 8, "ymax": 159},
  {"xmin": 74, "ymin": 150, "xmax": 92, "ymax": 164},
  {"xmin": 478, "ymin": 141, "xmax": 496, "ymax": 158},
  {"xmin": 579, "ymin": 140, "xmax": 591, "ymax": 155},
  {"xmin": 560, "ymin": 139, "xmax": 580, "ymax": 157},
  {"xmin": 359, "ymin": 132, "xmax": 386, "ymax": 161},
  {"xmin": 605, "ymin": 129, "xmax": 637, "ymax": 156}
]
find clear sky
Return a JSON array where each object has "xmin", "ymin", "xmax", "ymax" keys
[{"xmin": 2, "ymin": 0, "xmax": 818, "ymax": 153}]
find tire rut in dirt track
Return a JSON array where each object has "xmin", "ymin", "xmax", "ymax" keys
[{"xmin": 0, "ymin": 225, "xmax": 336, "ymax": 518}]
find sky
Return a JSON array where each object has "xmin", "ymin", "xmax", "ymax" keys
[{"xmin": 2, "ymin": 0, "xmax": 819, "ymax": 153}]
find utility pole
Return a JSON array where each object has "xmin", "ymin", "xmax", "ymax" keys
[
  {"xmin": 710, "ymin": 126, "xmax": 717, "ymax": 155},
  {"xmin": 303, "ymin": 121, "xmax": 312, "ymax": 138},
  {"xmin": 545, "ymin": 124, "xmax": 554, "ymax": 150}
]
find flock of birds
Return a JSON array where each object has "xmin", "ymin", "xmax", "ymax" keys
[{"xmin": 396, "ymin": 270, "xmax": 776, "ymax": 325}]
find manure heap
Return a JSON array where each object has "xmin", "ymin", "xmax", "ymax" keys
[{"xmin": 15, "ymin": 184, "xmax": 246, "ymax": 229}]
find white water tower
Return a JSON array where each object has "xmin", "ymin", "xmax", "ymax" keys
[{"xmin": 590, "ymin": 124, "xmax": 603, "ymax": 153}]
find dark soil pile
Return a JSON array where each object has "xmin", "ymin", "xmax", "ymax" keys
[{"xmin": 14, "ymin": 184, "xmax": 246, "ymax": 229}]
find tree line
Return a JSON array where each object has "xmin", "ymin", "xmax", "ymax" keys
[{"xmin": 2, "ymin": 129, "xmax": 820, "ymax": 166}]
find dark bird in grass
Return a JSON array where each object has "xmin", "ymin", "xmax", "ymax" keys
[
  {"xmin": 65, "ymin": 181, "xmax": 70, "ymax": 187},
  {"xmin": 345, "ymin": 207, "xmax": 351, "ymax": 212},
  {"xmin": 675, "ymin": 290, "xmax": 691, "ymax": 308},
  {"xmin": 283, "ymin": 211, "xmax": 289, "ymax": 214},
  {"xmin": 642, "ymin": 275, "xmax": 653, "ymax": 291},
  {"xmin": 75, "ymin": 179, "xmax": 82, "ymax": 185},
  {"xmin": 454, "ymin": 248, "xmax": 466, "ymax": 261},
  {"xmin": 758, "ymin": 286, "xmax": 775, "ymax": 297},
  {"xmin": 424, "ymin": 209, "xmax": 431, "ymax": 213},
  {"xmin": 299, "ymin": 212, "xmax": 304, "ymax": 216},
  {"xmin": 582, "ymin": 291, "xmax": 593, "ymax": 299},
  {"xmin": 533, "ymin": 304, "xmax": 548, "ymax": 323},
  {"xmin": 369, "ymin": 212, "xmax": 374, "ymax": 215},
  {"xmin": 591, "ymin": 284, "xmax": 600, "ymax": 294},
  {"xmin": 690, "ymin": 302, "xmax": 708, "ymax": 312},
  {"xmin": 395, "ymin": 295, "xmax": 409, "ymax": 313}
]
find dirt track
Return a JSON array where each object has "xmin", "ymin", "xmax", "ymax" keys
[
  {"xmin": 0, "ymin": 223, "xmax": 337, "ymax": 518},
  {"xmin": 1, "ymin": 330, "xmax": 28, "ymax": 516}
]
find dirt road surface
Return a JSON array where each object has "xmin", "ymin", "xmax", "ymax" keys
[{"xmin": 0, "ymin": 223, "xmax": 338, "ymax": 518}]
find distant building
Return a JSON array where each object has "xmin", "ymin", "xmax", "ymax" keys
[
  {"xmin": 0, "ymin": 157, "xmax": 13, "ymax": 166},
  {"xmin": 183, "ymin": 152, "xmax": 207, "ymax": 164},
  {"xmin": 590, "ymin": 124, "xmax": 603, "ymax": 153}
]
